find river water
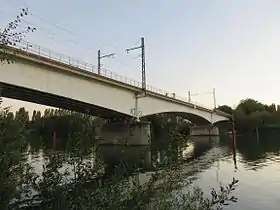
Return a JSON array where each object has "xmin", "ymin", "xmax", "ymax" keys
[
  {"xmin": 180, "ymin": 133, "xmax": 280, "ymax": 210},
  {"xmin": 28, "ymin": 131, "xmax": 280, "ymax": 209}
]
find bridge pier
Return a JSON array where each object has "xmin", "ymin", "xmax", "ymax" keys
[
  {"xmin": 96, "ymin": 121, "xmax": 151, "ymax": 146},
  {"xmin": 190, "ymin": 124, "xmax": 219, "ymax": 136}
]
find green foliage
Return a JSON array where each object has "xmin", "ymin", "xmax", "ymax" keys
[
  {"xmin": 11, "ymin": 153, "xmax": 238, "ymax": 210},
  {"xmin": 15, "ymin": 107, "xmax": 29, "ymax": 127},
  {"xmin": 0, "ymin": 107, "xmax": 29, "ymax": 209},
  {"xmin": 264, "ymin": 103, "xmax": 276, "ymax": 113},
  {"xmin": 0, "ymin": 8, "xmax": 36, "ymax": 64},
  {"xmin": 145, "ymin": 113, "xmax": 191, "ymax": 138},
  {"xmin": 235, "ymin": 98, "xmax": 265, "ymax": 116},
  {"xmin": 37, "ymin": 109, "xmax": 97, "ymax": 151},
  {"xmin": 217, "ymin": 105, "xmax": 233, "ymax": 115},
  {"xmin": 32, "ymin": 110, "xmax": 41, "ymax": 122},
  {"xmin": 0, "ymin": 104, "xmax": 239, "ymax": 210},
  {"xmin": 0, "ymin": 8, "xmax": 36, "ymax": 207},
  {"xmin": 218, "ymin": 98, "xmax": 280, "ymax": 133}
]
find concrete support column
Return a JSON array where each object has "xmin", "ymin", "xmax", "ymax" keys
[
  {"xmin": 190, "ymin": 124, "xmax": 219, "ymax": 136},
  {"xmin": 96, "ymin": 121, "xmax": 151, "ymax": 146}
]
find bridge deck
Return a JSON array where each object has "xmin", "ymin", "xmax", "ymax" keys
[{"xmin": 1, "ymin": 41, "xmax": 229, "ymax": 118}]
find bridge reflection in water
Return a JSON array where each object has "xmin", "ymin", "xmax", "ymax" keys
[{"xmin": 96, "ymin": 136, "xmax": 221, "ymax": 180}]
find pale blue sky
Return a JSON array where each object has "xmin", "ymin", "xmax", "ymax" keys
[{"xmin": 1, "ymin": 0, "xmax": 280, "ymax": 112}]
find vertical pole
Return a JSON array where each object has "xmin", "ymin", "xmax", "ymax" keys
[
  {"xmin": 98, "ymin": 50, "xmax": 101, "ymax": 75},
  {"xmin": 256, "ymin": 127, "xmax": 259, "ymax": 144},
  {"xmin": 141, "ymin": 37, "xmax": 146, "ymax": 91},
  {"xmin": 125, "ymin": 37, "xmax": 146, "ymax": 94},
  {"xmin": 231, "ymin": 116, "xmax": 236, "ymax": 155},
  {"xmin": 213, "ymin": 88, "xmax": 216, "ymax": 110},
  {"xmin": 232, "ymin": 117, "xmax": 237, "ymax": 170},
  {"xmin": 53, "ymin": 131, "xmax": 56, "ymax": 150},
  {"xmin": 188, "ymin": 91, "xmax": 191, "ymax": 103}
]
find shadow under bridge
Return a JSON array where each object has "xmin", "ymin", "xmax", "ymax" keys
[{"xmin": 141, "ymin": 111, "xmax": 212, "ymax": 125}]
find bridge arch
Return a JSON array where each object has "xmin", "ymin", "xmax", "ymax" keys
[
  {"xmin": 141, "ymin": 111, "xmax": 211, "ymax": 125},
  {"xmin": 213, "ymin": 119, "xmax": 232, "ymax": 128},
  {"xmin": 138, "ymin": 96, "xmax": 228, "ymax": 124}
]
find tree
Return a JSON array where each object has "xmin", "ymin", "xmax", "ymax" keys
[
  {"xmin": 15, "ymin": 107, "xmax": 29, "ymax": 126},
  {"xmin": 264, "ymin": 103, "xmax": 276, "ymax": 113},
  {"xmin": 0, "ymin": 14, "xmax": 37, "ymax": 201},
  {"xmin": 277, "ymin": 105, "xmax": 280, "ymax": 112},
  {"xmin": 0, "ymin": 106, "xmax": 29, "ymax": 210},
  {"xmin": 32, "ymin": 110, "xmax": 41, "ymax": 122},
  {"xmin": 44, "ymin": 108, "xmax": 56, "ymax": 118},
  {"xmin": 235, "ymin": 98, "xmax": 265, "ymax": 116},
  {"xmin": 6, "ymin": 112, "xmax": 14, "ymax": 120},
  {"xmin": 217, "ymin": 105, "xmax": 233, "ymax": 115},
  {"xmin": 32, "ymin": 110, "xmax": 36, "ymax": 121},
  {"xmin": 0, "ymin": 8, "xmax": 36, "ymax": 64}
]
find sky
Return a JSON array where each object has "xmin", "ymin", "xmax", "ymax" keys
[{"xmin": 1, "ymin": 0, "xmax": 280, "ymax": 113}]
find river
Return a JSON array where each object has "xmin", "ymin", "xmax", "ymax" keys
[
  {"xmin": 179, "ymin": 133, "xmax": 280, "ymax": 210},
  {"xmin": 27, "ymin": 131, "xmax": 280, "ymax": 209}
]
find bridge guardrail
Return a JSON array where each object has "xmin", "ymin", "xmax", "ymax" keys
[{"xmin": 12, "ymin": 40, "xmax": 215, "ymax": 111}]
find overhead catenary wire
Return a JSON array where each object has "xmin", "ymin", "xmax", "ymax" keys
[
  {"xmin": 0, "ymin": 8, "xmax": 97, "ymax": 53},
  {"xmin": 2, "ymin": 1, "xmax": 118, "ymax": 52},
  {"xmin": 2, "ymin": 4, "xmax": 143, "ymax": 72}
]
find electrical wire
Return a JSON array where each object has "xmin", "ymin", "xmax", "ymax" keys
[
  {"xmin": 2, "ymin": 1, "xmax": 117, "ymax": 52},
  {"xmin": 2, "ymin": 4, "xmax": 149, "ymax": 83},
  {"xmin": 0, "ymin": 8, "xmax": 98, "ymax": 54},
  {"xmin": 29, "ymin": 11, "xmax": 119, "ymax": 52},
  {"xmin": 26, "ymin": 10, "xmax": 140, "ymax": 69}
]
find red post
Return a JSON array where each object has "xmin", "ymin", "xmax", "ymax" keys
[
  {"xmin": 231, "ymin": 119, "xmax": 238, "ymax": 169},
  {"xmin": 231, "ymin": 120, "xmax": 236, "ymax": 154}
]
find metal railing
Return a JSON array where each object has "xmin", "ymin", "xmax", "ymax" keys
[{"xmin": 12, "ymin": 40, "xmax": 214, "ymax": 110}]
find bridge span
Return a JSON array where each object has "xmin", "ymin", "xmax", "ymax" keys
[
  {"xmin": 0, "ymin": 41, "xmax": 230, "ymax": 143},
  {"xmin": 0, "ymin": 41, "xmax": 229, "ymax": 123}
]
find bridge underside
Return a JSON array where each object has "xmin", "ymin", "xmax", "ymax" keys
[
  {"xmin": 141, "ymin": 112, "xmax": 211, "ymax": 125},
  {"xmin": 213, "ymin": 120, "xmax": 232, "ymax": 128},
  {"xmin": 0, "ymin": 82, "xmax": 129, "ymax": 119}
]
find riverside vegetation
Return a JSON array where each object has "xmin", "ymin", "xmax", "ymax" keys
[
  {"xmin": 0, "ymin": 106, "xmax": 239, "ymax": 210},
  {"xmin": 217, "ymin": 99, "xmax": 280, "ymax": 133}
]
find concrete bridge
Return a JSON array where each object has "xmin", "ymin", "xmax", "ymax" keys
[{"xmin": 0, "ymin": 41, "xmax": 230, "ymax": 143}]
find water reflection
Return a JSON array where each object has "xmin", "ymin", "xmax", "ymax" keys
[
  {"xmin": 195, "ymin": 132, "xmax": 280, "ymax": 210},
  {"xmin": 26, "ymin": 130, "xmax": 280, "ymax": 210},
  {"xmin": 97, "ymin": 145, "xmax": 152, "ymax": 175},
  {"xmin": 236, "ymin": 131, "xmax": 280, "ymax": 171},
  {"xmin": 27, "ymin": 131, "xmax": 280, "ymax": 176},
  {"xmin": 27, "ymin": 134, "xmax": 230, "ymax": 179}
]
